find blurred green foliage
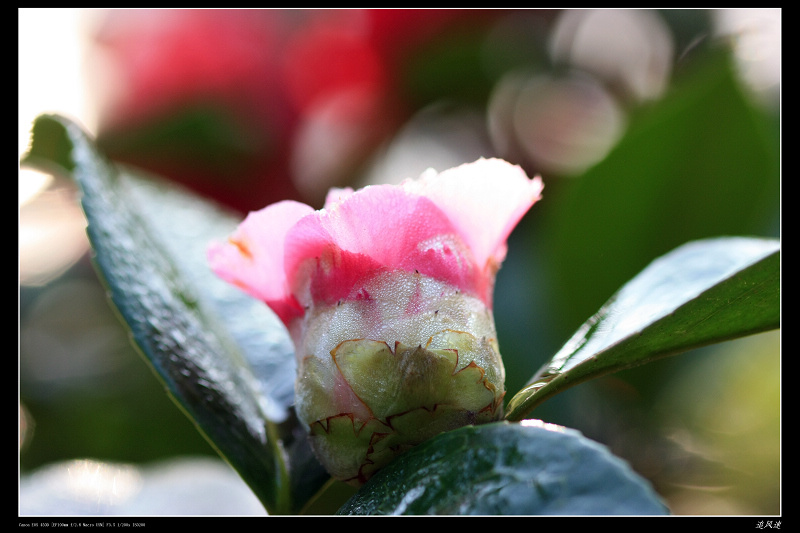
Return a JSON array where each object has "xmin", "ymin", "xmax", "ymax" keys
[{"xmin": 19, "ymin": 261, "xmax": 218, "ymax": 472}]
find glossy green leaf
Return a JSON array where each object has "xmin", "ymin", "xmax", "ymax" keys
[
  {"xmin": 338, "ymin": 421, "xmax": 669, "ymax": 515},
  {"xmin": 506, "ymin": 236, "xmax": 779, "ymax": 421},
  {"xmin": 21, "ymin": 114, "xmax": 328, "ymax": 514}
]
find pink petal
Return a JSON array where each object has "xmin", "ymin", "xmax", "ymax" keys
[
  {"xmin": 285, "ymin": 185, "xmax": 478, "ymax": 307},
  {"xmin": 209, "ymin": 158, "xmax": 543, "ymax": 323},
  {"xmin": 207, "ymin": 200, "xmax": 314, "ymax": 324},
  {"xmin": 323, "ymin": 186, "xmax": 355, "ymax": 208},
  {"xmin": 401, "ymin": 158, "xmax": 543, "ymax": 273}
]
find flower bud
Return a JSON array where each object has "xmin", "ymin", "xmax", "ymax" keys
[{"xmin": 209, "ymin": 158, "xmax": 543, "ymax": 485}]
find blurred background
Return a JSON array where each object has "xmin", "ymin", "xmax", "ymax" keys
[{"xmin": 19, "ymin": 8, "xmax": 780, "ymax": 515}]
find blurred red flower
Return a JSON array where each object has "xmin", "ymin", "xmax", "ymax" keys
[{"xmin": 87, "ymin": 9, "xmax": 506, "ymax": 212}]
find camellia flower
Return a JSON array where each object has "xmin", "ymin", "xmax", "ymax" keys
[{"xmin": 208, "ymin": 158, "xmax": 543, "ymax": 485}]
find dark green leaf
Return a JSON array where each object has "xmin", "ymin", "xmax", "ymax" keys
[
  {"xmin": 506, "ymin": 236, "xmax": 779, "ymax": 421},
  {"xmin": 338, "ymin": 421, "xmax": 669, "ymax": 515},
  {"xmin": 21, "ymin": 114, "xmax": 328, "ymax": 514}
]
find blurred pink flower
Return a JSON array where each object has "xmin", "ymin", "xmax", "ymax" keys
[{"xmin": 209, "ymin": 158, "xmax": 542, "ymax": 484}]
